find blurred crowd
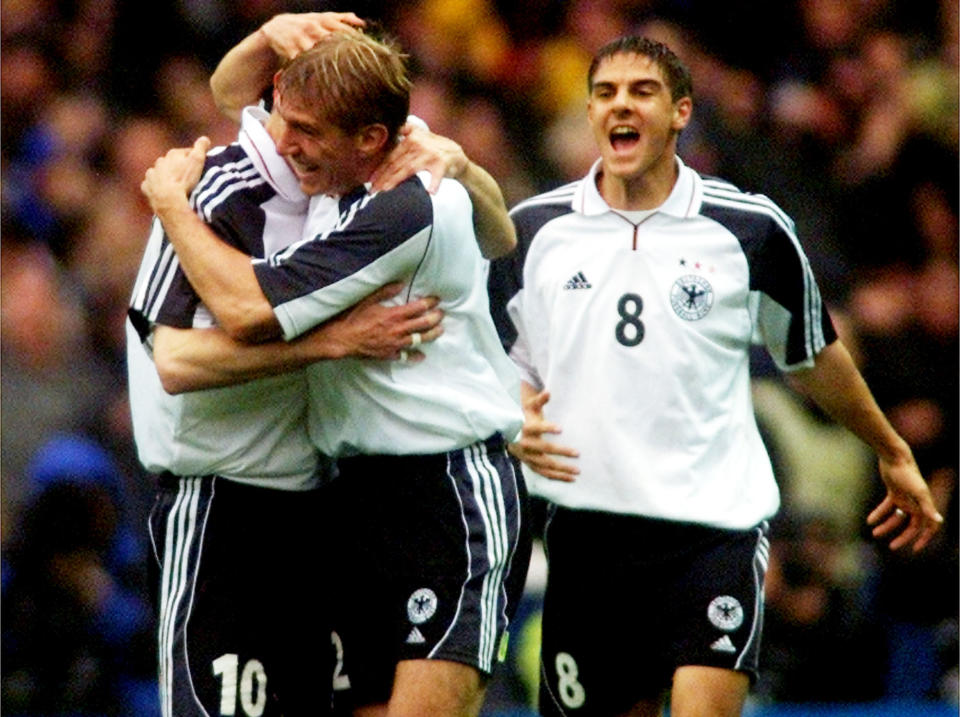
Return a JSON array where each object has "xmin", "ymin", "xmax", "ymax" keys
[{"xmin": 1, "ymin": 0, "xmax": 957, "ymax": 714}]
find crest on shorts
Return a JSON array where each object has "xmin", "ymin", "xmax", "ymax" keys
[
  {"xmin": 670, "ymin": 275, "xmax": 713, "ymax": 321},
  {"xmin": 407, "ymin": 588, "xmax": 438, "ymax": 625},
  {"xmin": 707, "ymin": 595, "xmax": 743, "ymax": 632}
]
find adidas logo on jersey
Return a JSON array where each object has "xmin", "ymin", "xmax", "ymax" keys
[
  {"xmin": 564, "ymin": 271, "xmax": 592, "ymax": 290},
  {"xmin": 406, "ymin": 627, "xmax": 426, "ymax": 644},
  {"xmin": 710, "ymin": 635, "xmax": 737, "ymax": 653}
]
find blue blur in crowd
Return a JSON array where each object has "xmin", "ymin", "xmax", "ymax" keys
[{"xmin": 1, "ymin": 433, "xmax": 159, "ymax": 716}]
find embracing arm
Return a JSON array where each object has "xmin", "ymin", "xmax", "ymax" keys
[
  {"xmin": 212, "ymin": 13, "xmax": 516, "ymax": 260},
  {"xmin": 141, "ymin": 137, "xmax": 280, "ymax": 342},
  {"xmin": 786, "ymin": 339, "xmax": 943, "ymax": 551},
  {"xmin": 210, "ymin": 12, "xmax": 365, "ymax": 122},
  {"xmin": 154, "ymin": 284, "xmax": 443, "ymax": 393},
  {"xmin": 457, "ymin": 159, "xmax": 517, "ymax": 260},
  {"xmin": 154, "ymin": 325, "xmax": 320, "ymax": 393},
  {"xmin": 369, "ymin": 125, "xmax": 517, "ymax": 259}
]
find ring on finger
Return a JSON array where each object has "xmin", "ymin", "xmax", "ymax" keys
[
  {"xmin": 410, "ymin": 331, "xmax": 422, "ymax": 348},
  {"xmin": 894, "ymin": 508, "xmax": 906, "ymax": 518}
]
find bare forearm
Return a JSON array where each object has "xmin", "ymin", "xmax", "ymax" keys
[
  {"xmin": 211, "ymin": 12, "xmax": 366, "ymax": 123},
  {"xmin": 460, "ymin": 161, "xmax": 516, "ymax": 259},
  {"xmin": 786, "ymin": 340, "xmax": 911, "ymax": 462},
  {"xmin": 153, "ymin": 325, "xmax": 324, "ymax": 393},
  {"xmin": 210, "ymin": 28, "xmax": 277, "ymax": 122},
  {"xmin": 789, "ymin": 341, "xmax": 943, "ymax": 551},
  {"xmin": 153, "ymin": 286, "xmax": 446, "ymax": 393}
]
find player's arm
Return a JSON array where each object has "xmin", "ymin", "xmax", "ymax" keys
[
  {"xmin": 141, "ymin": 137, "xmax": 283, "ymax": 343},
  {"xmin": 210, "ymin": 12, "xmax": 365, "ymax": 123},
  {"xmin": 153, "ymin": 284, "xmax": 443, "ymax": 394},
  {"xmin": 369, "ymin": 124, "xmax": 517, "ymax": 259},
  {"xmin": 141, "ymin": 137, "xmax": 450, "ymax": 343},
  {"xmin": 507, "ymin": 381, "xmax": 580, "ymax": 481},
  {"xmin": 786, "ymin": 339, "xmax": 944, "ymax": 551},
  {"xmin": 209, "ymin": 12, "xmax": 514, "ymax": 259}
]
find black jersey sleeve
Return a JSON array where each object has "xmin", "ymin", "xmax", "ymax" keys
[
  {"xmin": 489, "ymin": 198, "xmax": 574, "ymax": 351},
  {"xmin": 253, "ymin": 178, "xmax": 434, "ymax": 338},
  {"xmin": 701, "ymin": 198, "xmax": 837, "ymax": 367},
  {"xmin": 128, "ymin": 147, "xmax": 274, "ymax": 342}
]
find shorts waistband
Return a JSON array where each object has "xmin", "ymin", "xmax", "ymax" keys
[
  {"xmin": 337, "ymin": 433, "xmax": 507, "ymax": 467},
  {"xmin": 156, "ymin": 471, "xmax": 211, "ymax": 489},
  {"xmin": 479, "ymin": 432, "xmax": 507, "ymax": 453}
]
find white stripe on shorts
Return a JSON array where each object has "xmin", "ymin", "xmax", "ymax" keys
[
  {"xmin": 156, "ymin": 477, "xmax": 213, "ymax": 717},
  {"xmin": 434, "ymin": 442, "xmax": 514, "ymax": 672}
]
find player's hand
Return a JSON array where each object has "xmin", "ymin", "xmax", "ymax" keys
[
  {"xmin": 302, "ymin": 282, "xmax": 444, "ymax": 362},
  {"xmin": 259, "ymin": 12, "xmax": 365, "ymax": 61},
  {"xmin": 508, "ymin": 390, "xmax": 580, "ymax": 481},
  {"xmin": 370, "ymin": 124, "xmax": 469, "ymax": 195},
  {"xmin": 866, "ymin": 453, "xmax": 944, "ymax": 552},
  {"xmin": 141, "ymin": 136, "xmax": 211, "ymax": 214}
]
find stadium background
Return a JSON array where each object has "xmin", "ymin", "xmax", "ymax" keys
[{"xmin": 1, "ymin": 0, "xmax": 957, "ymax": 714}]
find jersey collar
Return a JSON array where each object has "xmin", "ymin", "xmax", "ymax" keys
[
  {"xmin": 238, "ymin": 105, "xmax": 306, "ymax": 203},
  {"xmin": 574, "ymin": 156, "xmax": 702, "ymax": 219}
]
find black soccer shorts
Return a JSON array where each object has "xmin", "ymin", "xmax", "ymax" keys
[
  {"xmin": 328, "ymin": 434, "xmax": 530, "ymax": 711},
  {"xmin": 537, "ymin": 506, "xmax": 769, "ymax": 716},
  {"xmin": 148, "ymin": 475, "xmax": 336, "ymax": 717}
]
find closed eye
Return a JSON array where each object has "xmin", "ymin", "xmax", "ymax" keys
[
  {"xmin": 592, "ymin": 84, "xmax": 616, "ymax": 99},
  {"xmin": 630, "ymin": 80, "xmax": 661, "ymax": 96}
]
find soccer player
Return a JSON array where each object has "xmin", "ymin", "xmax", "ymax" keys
[
  {"xmin": 127, "ymin": 79, "xmax": 438, "ymax": 717},
  {"xmin": 129, "ymin": 13, "xmax": 520, "ymax": 717},
  {"xmin": 139, "ymin": 28, "xmax": 527, "ymax": 717},
  {"xmin": 489, "ymin": 36, "xmax": 943, "ymax": 717}
]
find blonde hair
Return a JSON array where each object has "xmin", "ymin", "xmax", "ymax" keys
[{"xmin": 276, "ymin": 30, "xmax": 411, "ymax": 145}]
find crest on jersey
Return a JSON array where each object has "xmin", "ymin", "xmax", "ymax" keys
[
  {"xmin": 707, "ymin": 595, "xmax": 743, "ymax": 632},
  {"xmin": 407, "ymin": 588, "xmax": 438, "ymax": 625},
  {"xmin": 670, "ymin": 275, "xmax": 713, "ymax": 321}
]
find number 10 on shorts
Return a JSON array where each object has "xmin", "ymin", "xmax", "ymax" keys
[{"xmin": 212, "ymin": 654, "xmax": 267, "ymax": 716}]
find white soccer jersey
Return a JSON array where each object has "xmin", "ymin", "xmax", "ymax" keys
[
  {"xmin": 127, "ymin": 107, "xmax": 321, "ymax": 489},
  {"xmin": 494, "ymin": 158, "xmax": 837, "ymax": 529},
  {"xmin": 252, "ymin": 173, "xmax": 524, "ymax": 457}
]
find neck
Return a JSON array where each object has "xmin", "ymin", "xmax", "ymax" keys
[
  {"xmin": 329, "ymin": 156, "xmax": 384, "ymax": 197},
  {"xmin": 598, "ymin": 151, "xmax": 679, "ymax": 211},
  {"xmin": 357, "ymin": 151, "xmax": 389, "ymax": 189}
]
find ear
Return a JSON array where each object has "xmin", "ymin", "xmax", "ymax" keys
[
  {"xmin": 354, "ymin": 124, "xmax": 389, "ymax": 158},
  {"xmin": 672, "ymin": 97, "xmax": 692, "ymax": 132},
  {"xmin": 272, "ymin": 71, "xmax": 283, "ymax": 99}
]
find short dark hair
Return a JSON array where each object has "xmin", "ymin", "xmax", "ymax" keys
[{"xmin": 588, "ymin": 36, "xmax": 693, "ymax": 102}]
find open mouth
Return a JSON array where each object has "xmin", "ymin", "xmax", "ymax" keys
[{"xmin": 609, "ymin": 126, "xmax": 640, "ymax": 152}]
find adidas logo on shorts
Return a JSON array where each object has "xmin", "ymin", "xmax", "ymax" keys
[{"xmin": 710, "ymin": 635, "xmax": 737, "ymax": 653}]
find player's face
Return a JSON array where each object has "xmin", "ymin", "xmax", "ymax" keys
[
  {"xmin": 587, "ymin": 53, "xmax": 691, "ymax": 183},
  {"xmin": 267, "ymin": 89, "xmax": 365, "ymax": 196}
]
